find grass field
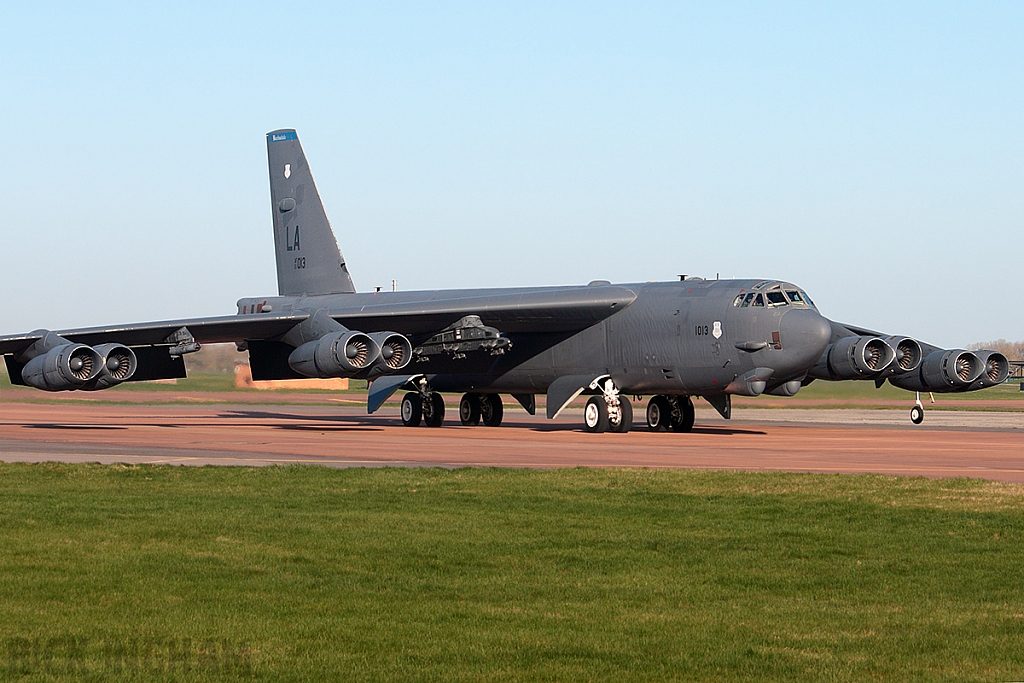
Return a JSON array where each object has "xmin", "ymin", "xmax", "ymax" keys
[
  {"xmin": 0, "ymin": 368, "xmax": 369, "ymax": 396},
  {"xmin": 2, "ymin": 465, "xmax": 1023, "ymax": 681}
]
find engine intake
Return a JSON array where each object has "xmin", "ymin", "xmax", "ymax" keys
[
  {"xmin": 962, "ymin": 350, "xmax": 1010, "ymax": 391},
  {"xmin": 21, "ymin": 343, "xmax": 103, "ymax": 391},
  {"xmin": 920, "ymin": 349, "xmax": 984, "ymax": 389},
  {"xmin": 288, "ymin": 331, "xmax": 380, "ymax": 379},
  {"xmin": 808, "ymin": 336, "xmax": 895, "ymax": 380},
  {"xmin": 365, "ymin": 332, "xmax": 413, "ymax": 378},
  {"xmin": 82, "ymin": 343, "xmax": 138, "ymax": 391},
  {"xmin": 881, "ymin": 336, "xmax": 923, "ymax": 376}
]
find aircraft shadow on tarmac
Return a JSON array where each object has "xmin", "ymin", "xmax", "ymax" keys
[
  {"xmin": 223, "ymin": 410, "xmax": 384, "ymax": 432},
  {"xmin": 689, "ymin": 426, "xmax": 767, "ymax": 435},
  {"xmin": 274, "ymin": 424, "xmax": 383, "ymax": 433},
  {"xmin": 497, "ymin": 422, "xmax": 768, "ymax": 436},
  {"xmin": 23, "ymin": 424, "xmax": 128, "ymax": 431},
  {"xmin": 224, "ymin": 411, "xmax": 766, "ymax": 436}
]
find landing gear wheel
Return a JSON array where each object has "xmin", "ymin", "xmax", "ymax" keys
[
  {"xmin": 459, "ymin": 394, "xmax": 481, "ymax": 425},
  {"xmin": 584, "ymin": 396, "xmax": 610, "ymax": 433},
  {"xmin": 610, "ymin": 396, "xmax": 633, "ymax": 433},
  {"xmin": 401, "ymin": 392, "xmax": 422, "ymax": 427},
  {"xmin": 480, "ymin": 393, "xmax": 504, "ymax": 427},
  {"xmin": 423, "ymin": 392, "xmax": 445, "ymax": 427},
  {"xmin": 646, "ymin": 395, "xmax": 671, "ymax": 431},
  {"xmin": 910, "ymin": 405, "xmax": 924, "ymax": 425},
  {"xmin": 670, "ymin": 396, "xmax": 695, "ymax": 433}
]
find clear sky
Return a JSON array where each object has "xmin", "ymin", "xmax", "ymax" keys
[{"xmin": 1, "ymin": 2, "xmax": 1021, "ymax": 348}]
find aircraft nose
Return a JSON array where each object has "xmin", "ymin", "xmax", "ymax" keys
[{"xmin": 779, "ymin": 308, "xmax": 832, "ymax": 366}]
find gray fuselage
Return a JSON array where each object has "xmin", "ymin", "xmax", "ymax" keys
[{"xmin": 238, "ymin": 278, "xmax": 833, "ymax": 398}]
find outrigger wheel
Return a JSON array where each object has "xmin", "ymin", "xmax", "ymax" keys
[{"xmin": 910, "ymin": 392, "xmax": 925, "ymax": 425}]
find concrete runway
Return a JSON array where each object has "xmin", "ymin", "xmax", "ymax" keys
[{"xmin": 0, "ymin": 400, "xmax": 1021, "ymax": 482}]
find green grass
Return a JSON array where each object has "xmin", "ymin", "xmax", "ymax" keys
[
  {"xmin": 789, "ymin": 379, "xmax": 1024, "ymax": 402},
  {"xmin": 1, "ymin": 465, "xmax": 1023, "ymax": 681},
  {"xmin": 0, "ymin": 367, "xmax": 369, "ymax": 397}
]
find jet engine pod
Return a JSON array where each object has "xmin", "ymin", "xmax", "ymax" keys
[
  {"xmin": 920, "ymin": 349, "xmax": 984, "ymax": 390},
  {"xmin": 21, "ymin": 343, "xmax": 103, "ymax": 391},
  {"xmin": 960, "ymin": 350, "xmax": 1009, "ymax": 391},
  {"xmin": 82, "ymin": 343, "xmax": 138, "ymax": 390},
  {"xmin": 365, "ymin": 332, "xmax": 413, "ymax": 378},
  {"xmin": 881, "ymin": 336, "xmax": 923, "ymax": 376},
  {"xmin": 809, "ymin": 336, "xmax": 895, "ymax": 380},
  {"xmin": 288, "ymin": 330, "xmax": 380, "ymax": 378}
]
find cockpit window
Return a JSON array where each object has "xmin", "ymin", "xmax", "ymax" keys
[
  {"xmin": 800, "ymin": 291, "xmax": 815, "ymax": 307},
  {"xmin": 786, "ymin": 290, "xmax": 804, "ymax": 304},
  {"xmin": 740, "ymin": 293, "xmax": 756, "ymax": 307},
  {"xmin": 751, "ymin": 293, "xmax": 764, "ymax": 307},
  {"xmin": 765, "ymin": 291, "xmax": 788, "ymax": 307},
  {"xmin": 732, "ymin": 295, "xmax": 744, "ymax": 307}
]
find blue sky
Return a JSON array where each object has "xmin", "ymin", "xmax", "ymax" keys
[{"xmin": 1, "ymin": 2, "xmax": 1021, "ymax": 348}]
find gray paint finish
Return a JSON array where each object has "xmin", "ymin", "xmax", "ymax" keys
[{"xmin": 0, "ymin": 130, "xmax": 1007, "ymax": 421}]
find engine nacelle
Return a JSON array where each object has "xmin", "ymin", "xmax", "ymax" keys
[
  {"xmin": 919, "ymin": 349, "xmax": 983, "ymax": 390},
  {"xmin": 21, "ymin": 343, "xmax": 103, "ymax": 391},
  {"xmin": 81, "ymin": 343, "xmax": 138, "ymax": 391},
  {"xmin": 879, "ymin": 336, "xmax": 923, "ymax": 376},
  {"xmin": 808, "ymin": 336, "xmax": 895, "ymax": 380},
  {"xmin": 364, "ymin": 332, "xmax": 413, "ymax": 379},
  {"xmin": 954, "ymin": 350, "xmax": 1009, "ymax": 392},
  {"xmin": 288, "ymin": 330, "xmax": 380, "ymax": 379}
]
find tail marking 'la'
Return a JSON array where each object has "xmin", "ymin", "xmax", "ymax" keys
[{"xmin": 266, "ymin": 129, "xmax": 356, "ymax": 296}]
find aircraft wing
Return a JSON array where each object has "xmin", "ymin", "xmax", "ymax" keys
[
  {"xmin": 0, "ymin": 313, "xmax": 307, "ymax": 355},
  {"xmin": 0, "ymin": 286, "xmax": 636, "ymax": 355},
  {"xmin": 829, "ymin": 320, "xmax": 884, "ymax": 338},
  {"xmin": 327, "ymin": 286, "xmax": 637, "ymax": 337}
]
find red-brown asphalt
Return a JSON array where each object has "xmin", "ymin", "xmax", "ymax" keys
[{"xmin": 0, "ymin": 400, "xmax": 1021, "ymax": 482}]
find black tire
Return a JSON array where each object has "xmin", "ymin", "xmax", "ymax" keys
[
  {"xmin": 910, "ymin": 405, "xmax": 924, "ymax": 425},
  {"xmin": 610, "ymin": 396, "xmax": 632, "ymax": 433},
  {"xmin": 424, "ymin": 393, "xmax": 445, "ymax": 427},
  {"xmin": 459, "ymin": 393, "xmax": 481, "ymax": 425},
  {"xmin": 646, "ymin": 395, "xmax": 671, "ymax": 431},
  {"xmin": 401, "ymin": 392, "xmax": 422, "ymax": 427},
  {"xmin": 670, "ymin": 395, "xmax": 695, "ymax": 433},
  {"xmin": 584, "ymin": 396, "xmax": 609, "ymax": 433},
  {"xmin": 480, "ymin": 393, "xmax": 504, "ymax": 427}
]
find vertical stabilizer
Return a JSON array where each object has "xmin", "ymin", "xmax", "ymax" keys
[{"xmin": 267, "ymin": 129, "xmax": 356, "ymax": 296}]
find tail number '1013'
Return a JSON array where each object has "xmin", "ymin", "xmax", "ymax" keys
[
  {"xmin": 294, "ymin": 257, "xmax": 306, "ymax": 269},
  {"xmin": 694, "ymin": 324, "xmax": 710, "ymax": 336}
]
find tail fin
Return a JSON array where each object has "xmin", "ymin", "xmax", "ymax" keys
[{"xmin": 267, "ymin": 129, "xmax": 356, "ymax": 296}]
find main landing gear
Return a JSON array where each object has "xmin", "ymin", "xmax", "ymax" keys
[
  {"xmin": 459, "ymin": 393, "xmax": 504, "ymax": 427},
  {"xmin": 401, "ymin": 387, "xmax": 505, "ymax": 428},
  {"xmin": 401, "ymin": 377, "xmax": 446, "ymax": 427},
  {"xmin": 645, "ymin": 395, "xmax": 695, "ymax": 433},
  {"xmin": 401, "ymin": 391, "xmax": 445, "ymax": 427},
  {"xmin": 583, "ymin": 379, "xmax": 633, "ymax": 433}
]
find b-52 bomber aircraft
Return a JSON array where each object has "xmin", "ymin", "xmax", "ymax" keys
[{"xmin": 0, "ymin": 130, "xmax": 1010, "ymax": 431}]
